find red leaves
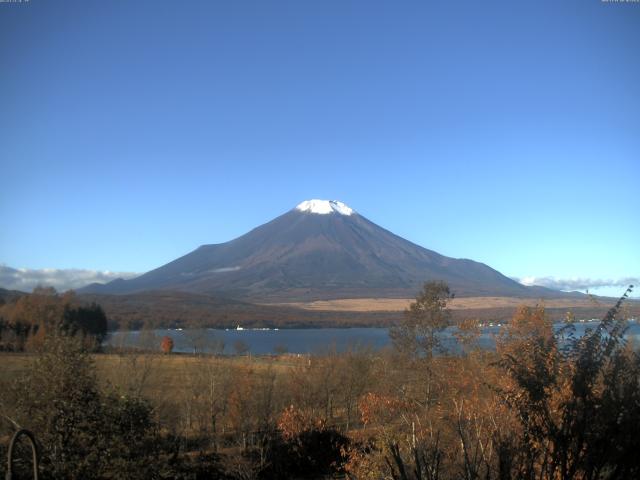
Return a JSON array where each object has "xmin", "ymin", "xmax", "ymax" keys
[{"xmin": 160, "ymin": 335, "xmax": 174, "ymax": 354}]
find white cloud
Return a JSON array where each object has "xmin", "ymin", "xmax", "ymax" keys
[
  {"xmin": 0, "ymin": 265, "xmax": 139, "ymax": 292},
  {"xmin": 515, "ymin": 275, "xmax": 638, "ymax": 293}
]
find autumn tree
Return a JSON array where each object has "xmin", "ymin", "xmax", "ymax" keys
[
  {"xmin": 204, "ymin": 358, "xmax": 234, "ymax": 449},
  {"xmin": 0, "ymin": 289, "xmax": 108, "ymax": 351},
  {"xmin": 338, "ymin": 345, "xmax": 373, "ymax": 429},
  {"xmin": 264, "ymin": 405, "xmax": 350, "ymax": 479},
  {"xmin": 227, "ymin": 366, "xmax": 258, "ymax": 450},
  {"xmin": 301, "ymin": 349, "xmax": 342, "ymax": 421},
  {"xmin": 161, "ymin": 335, "xmax": 174, "ymax": 354},
  {"xmin": 453, "ymin": 318, "xmax": 482, "ymax": 356},
  {"xmin": 353, "ymin": 391, "xmax": 443, "ymax": 480},
  {"xmin": 390, "ymin": 280, "xmax": 454, "ymax": 359},
  {"xmin": 496, "ymin": 286, "xmax": 640, "ymax": 479}
]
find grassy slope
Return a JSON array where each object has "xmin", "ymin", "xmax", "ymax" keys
[{"xmin": 267, "ymin": 296, "xmax": 631, "ymax": 312}]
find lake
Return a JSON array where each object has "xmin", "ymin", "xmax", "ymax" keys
[{"xmin": 105, "ymin": 320, "xmax": 640, "ymax": 355}]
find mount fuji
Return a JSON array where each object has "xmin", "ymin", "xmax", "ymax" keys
[{"xmin": 81, "ymin": 200, "xmax": 556, "ymax": 301}]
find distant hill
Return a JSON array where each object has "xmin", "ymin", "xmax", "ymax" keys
[
  {"xmin": 0, "ymin": 287, "xmax": 27, "ymax": 305},
  {"xmin": 80, "ymin": 199, "xmax": 571, "ymax": 301}
]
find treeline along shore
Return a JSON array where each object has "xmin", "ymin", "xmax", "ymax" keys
[
  {"xmin": 3, "ymin": 285, "xmax": 637, "ymax": 334},
  {"xmin": 81, "ymin": 291, "xmax": 640, "ymax": 330}
]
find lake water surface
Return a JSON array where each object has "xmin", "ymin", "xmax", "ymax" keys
[{"xmin": 105, "ymin": 321, "xmax": 640, "ymax": 355}]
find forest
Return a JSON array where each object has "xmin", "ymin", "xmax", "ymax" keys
[{"xmin": 0, "ymin": 283, "xmax": 638, "ymax": 479}]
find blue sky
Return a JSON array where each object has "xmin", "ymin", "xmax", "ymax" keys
[{"xmin": 1, "ymin": 0, "xmax": 638, "ymax": 296}]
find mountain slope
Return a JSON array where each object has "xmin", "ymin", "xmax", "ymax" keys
[{"xmin": 81, "ymin": 200, "xmax": 559, "ymax": 300}]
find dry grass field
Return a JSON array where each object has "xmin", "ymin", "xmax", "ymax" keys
[
  {"xmin": 0, "ymin": 352, "xmax": 301, "ymax": 401},
  {"xmin": 269, "ymin": 296, "xmax": 620, "ymax": 312}
]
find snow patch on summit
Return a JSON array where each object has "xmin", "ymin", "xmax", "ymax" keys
[{"xmin": 295, "ymin": 200, "xmax": 354, "ymax": 216}]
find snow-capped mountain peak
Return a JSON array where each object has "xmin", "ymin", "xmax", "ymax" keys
[
  {"xmin": 81, "ymin": 198, "xmax": 544, "ymax": 300},
  {"xmin": 295, "ymin": 199, "xmax": 354, "ymax": 216}
]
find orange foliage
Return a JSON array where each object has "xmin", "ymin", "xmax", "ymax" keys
[
  {"xmin": 277, "ymin": 405, "xmax": 327, "ymax": 440},
  {"xmin": 160, "ymin": 335, "xmax": 174, "ymax": 354},
  {"xmin": 358, "ymin": 392, "xmax": 413, "ymax": 427},
  {"xmin": 496, "ymin": 305, "xmax": 554, "ymax": 351}
]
